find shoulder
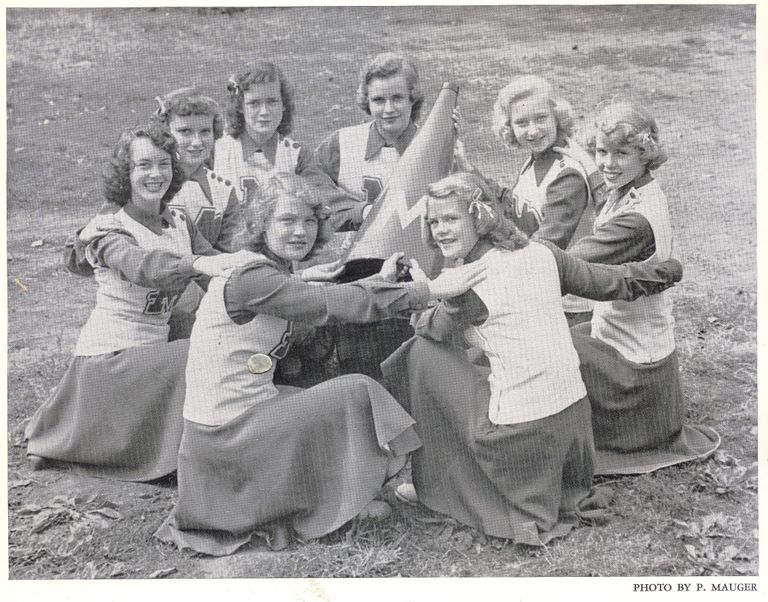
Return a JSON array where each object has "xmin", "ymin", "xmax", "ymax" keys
[
  {"xmin": 549, "ymin": 153, "xmax": 589, "ymax": 181},
  {"xmin": 316, "ymin": 128, "xmax": 341, "ymax": 150},
  {"xmin": 278, "ymin": 134, "xmax": 307, "ymax": 152},
  {"xmin": 202, "ymin": 166, "xmax": 235, "ymax": 190},
  {"xmin": 338, "ymin": 122, "xmax": 373, "ymax": 141},
  {"xmin": 214, "ymin": 135, "xmax": 239, "ymax": 154},
  {"xmin": 232, "ymin": 253, "xmax": 283, "ymax": 276},
  {"xmin": 634, "ymin": 177, "xmax": 666, "ymax": 201}
]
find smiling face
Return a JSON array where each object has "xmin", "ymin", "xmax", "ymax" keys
[
  {"xmin": 594, "ymin": 132, "xmax": 648, "ymax": 190},
  {"xmin": 242, "ymin": 80, "xmax": 283, "ymax": 145},
  {"xmin": 264, "ymin": 194, "xmax": 319, "ymax": 261},
  {"xmin": 168, "ymin": 113, "xmax": 214, "ymax": 172},
  {"xmin": 426, "ymin": 197, "xmax": 480, "ymax": 262},
  {"xmin": 508, "ymin": 93, "xmax": 558, "ymax": 156},
  {"xmin": 367, "ymin": 74, "xmax": 413, "ymax": 143},
  {"xmin": 129, "ymin": 137, "xmax": 173, "ymax": 213}
]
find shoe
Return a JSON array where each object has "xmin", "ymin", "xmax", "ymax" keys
[
  {"xmin": 28, "ymin": 455, "xmax": 49, "ymax": 471},
  {"xmin": 395, "ymin": 483, "xmax": 419, "ymax": 505},
  {"xmin": 357, "ymin": 500, "xmax": 392, "ymax": 520},
  {"xmin": 269, "ymin": 523, "xmax": 290, "ymax": 551}
]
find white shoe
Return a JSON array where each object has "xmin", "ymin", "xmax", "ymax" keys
[{"xmin": 395, "ymin": 483, "xmax": 419, "ymax": 505}]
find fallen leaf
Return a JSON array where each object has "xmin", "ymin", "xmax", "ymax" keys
[
  {"xmin": 31, "ymin": 239, "xmax": 44, "ymax": 248},
  {"xmin": 9, "ymin": 479, "xmax": 32, "ymax": 489},
  {"xmin": 12, "ymin": 278, "xmax": 29, "ymax": 293},
  {"xmin": 18, "ymin": 503, "xmax": 43, "ymax": 515},
  {"xmin": 31, "ymin": 508, "xmax": 68, "ymax": 533},
  {"xmin": 719, "ymin": 545, "xmax": 738, "ymax": 561},
  {"xmin": 684, "ymin": 544, "xmax": 698, "ymax": 558},
  {"xmin": 149, "ymin": 567, "xmax": 177, "ymax": 579},
  {"xmin": 88, "ymin": 507, "xmax": 123, "ymax": 520}
]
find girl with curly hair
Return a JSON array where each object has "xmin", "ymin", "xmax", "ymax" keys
[
  {"xmin": 215, "ymin": 62, "xmax": 323, "ymax": 208},
  {"xmin": 566, "ymin": 99, "xmax": 720, "ymax": 475},
  {"xmin": 155, "ymin": 172, "xmax": 487, "ymax": 555},
  {"xmin": 25, "ymin": 125, "xmax": 256, "ymax": 481},
  {"xmin": 458, "ymin": 75, "xmax": 604, "ymax": 325},
  {"xmin": 383, "ymin": 172, "xmax": 684, "ymax": 545}
]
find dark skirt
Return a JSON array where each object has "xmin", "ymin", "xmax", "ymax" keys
[
  {"xmin": 570, "ymin": 322, "xmax": 720, "ymax": 475},
  {"xmin": 154, "ymin": 374, "xmax": 421, "ymax": 556},
  {"xmin": 24, "ymin": 340, "xmax": 189, "ymax": 481},
  {"xmin": 382, "ymin": 336, "xmax": 603, "ymax": 546}
]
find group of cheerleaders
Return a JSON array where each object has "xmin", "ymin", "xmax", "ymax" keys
[{"xmin": 25, "ymin": 53, "xmax": 721, "ymax": 556}]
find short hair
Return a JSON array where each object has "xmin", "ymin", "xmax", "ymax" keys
[
  {"xmin": 583, "ymin": 99, "xmax": 668, "ymax": 170},
  {"xmin": 422, "ymin": 172, "xmax": 529, "ymax": 253},
  {"xmin": 241, "ymin": 172, "xmax": 332, "ymax": 260},
  {"xmin": 102, "ymin": 124, "xmax": 186, "ymax": 207},
  {"xmin": 224, "ymin": 62, "xmax": 295, "ymax": 139},
  {"xmin": 355, "ymin": 52, "xmax": 425, "ymax": 123},
  {"xmin": 492, "ymin": 75, "xmax": 575, "ymax": 147},
  {"xmin": 151, "ymin": 87, "xmax": 225, "ymax": 140}
]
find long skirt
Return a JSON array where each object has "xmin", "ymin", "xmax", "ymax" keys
[
  {"xmin": 154, "ymin": 374, "xmax": 421, "ymax": 556},
  {"xmin": 24, "ymin": 340, "xmax": 189, "ymax": 481},
  {"xmin": 570, "ymin": 322, "xmax": 720, "ymax": 475},
  {"xmin": 382, "ymin": 336, "xmax": 604, "ymax": 546}
]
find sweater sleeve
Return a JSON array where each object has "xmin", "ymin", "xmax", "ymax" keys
[
  {"xmin": 313, "ymin": 130, "xmax": 342, "ymax": 184},
  {"xmin": 542, "ymin": 241, "xmax": 681, "ymax": 301},
  {"xmin": 568, "ymin": 211, "xmax": 655, "ymax": 264},
  {"xmin": 414, "ymin": 289, "xmax": 488, "ymax": 344},
  {"xmin": 213, "ymin": 188, "xmax": 243, "ymax": 253},
  {"xmin": 298, "ymin": 139, "xmax": 368, "ymax": 231},
  {"xmin": 223, "ymin": 261, "xmax": 430, "ymax": 325},
  {"xmin": 533, "ymin": 170, "xmax": 589, "ymax": 250},
  {"xmin": 85, "ymin": 230, "xmax": 201, "ymax": 290}
]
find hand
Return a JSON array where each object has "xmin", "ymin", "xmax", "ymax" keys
[
  {"xmin": 452, "ymin": 107, "xmax": 463, "ymax": 135},
  {"xmin": 426, "ymin": 259, "xmax": 487, "ymax": 300},
  {"xmin": 379, "ymin": 252, "xmax": 408, "ymax": 282},
  {"xmin": 452, "ymin": 138, "xmax": 475, "ymax": 174},
  {"xmin": 408, "ymin": 258, "xmax": 428, "ymax": 284},
  {"xmin": 79, "ymin": 214, "xmax": 122, "ymax": 244},
  {"xmin": 300, "ymin": 260, "xmax": 345, "ymax": 283},
  {"xmin": 551, "ymin": 139, "xmax": 599, "ymax": 177},
  {"xmin": 192, "ymin": 250, "xmax": 261, "ymax": 277}
]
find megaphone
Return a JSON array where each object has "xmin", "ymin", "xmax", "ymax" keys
[{"xmin": 337, "ymin": 82, "xmax": 459, "ymax": 283}]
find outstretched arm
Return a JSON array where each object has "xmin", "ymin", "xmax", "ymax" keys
[
  {"xmin": 568, "ymin": 211, "xmax": 656, "ymax": 264},
  {"xmin": 542, "ymin": 240, "xmax": 681, "ymax": 301}
]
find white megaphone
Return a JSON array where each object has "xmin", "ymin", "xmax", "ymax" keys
[{"xmin": 337, "ymin": 82, "xmax": 459, "ymax": 282}]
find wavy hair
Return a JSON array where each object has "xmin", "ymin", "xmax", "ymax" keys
[
  {"xmin": 150, "ymin": 86, "xmax": 225, "ymax": 141},
  {"xmin": 583, "ymin": 99, "xmax": 668, "ymax": 170},
  {"xmin": 422, "ymin": 172, "xmax": 529, "ymax": 253},
  {"xmin": 355, "ymin": 52, "xmax": 425, "ymax": 123},
  {"xmin": 241, "ymin": 172, "xmax": 332, "ymax": 261},
  {"xmin": 224, "ymin": 62, "xmax": 294, "ymax": 139},
  {"xmin": 492, "ymin": 75, "xmax": 575, "ymax": 148},
  {"xmin": 102, "ymin": 124, "xmax": 186, "ymax": 207}
]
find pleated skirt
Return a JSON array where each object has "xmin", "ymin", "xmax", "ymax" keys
[
  {"xmin": 570, "ymin": 322, "xmax": 720, "ymax": 475},
  {"xmin": 155, "ymin": 374, "xmax": 421, "ymax": 556},
  {"xmin": 24, "ymin": 340, "xmax": 189, "ymax": 481},
  {"xmin": 382, "ymin": 336, "xmax": 604, "ymax": 546}
]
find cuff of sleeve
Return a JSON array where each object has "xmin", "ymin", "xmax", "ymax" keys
[
  {"xmin": 408, "ymin": 280, "xmax": 430, "ymax": 310},
  {"xmin": 179, "ymin": 254, "xmax": 200, "ymax": 277}
]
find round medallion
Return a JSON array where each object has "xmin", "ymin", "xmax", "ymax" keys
[{"xmin": 247, "ymin": 353, "xmax": 273, "ymax": 374}]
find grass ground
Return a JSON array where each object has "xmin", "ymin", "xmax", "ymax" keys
[{"xmin": 5, "ymin": 5, "xmax": 757, "ymax": 582}]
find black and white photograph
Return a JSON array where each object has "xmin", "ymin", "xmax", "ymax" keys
[{"xmin": 4, "ymin": 2, "xmax": 760, "ymax": 596}]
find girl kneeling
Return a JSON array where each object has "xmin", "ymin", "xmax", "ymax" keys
[
  {"xmin": 155, "ymin": 172, "xmax": 485, "ymax": 555},
  {"xmin": 383, "ymin": 173, "xmax": 682, "ymax": 545}
]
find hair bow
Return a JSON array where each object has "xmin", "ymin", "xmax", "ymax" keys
[{"xmin": 154, "ymin": 95, "xmax": 168, "ymax": 117}]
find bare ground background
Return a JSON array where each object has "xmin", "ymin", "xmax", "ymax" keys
[{"xmin": 5, "ymin": 5, "xmax": 757, "ymax": 579}]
